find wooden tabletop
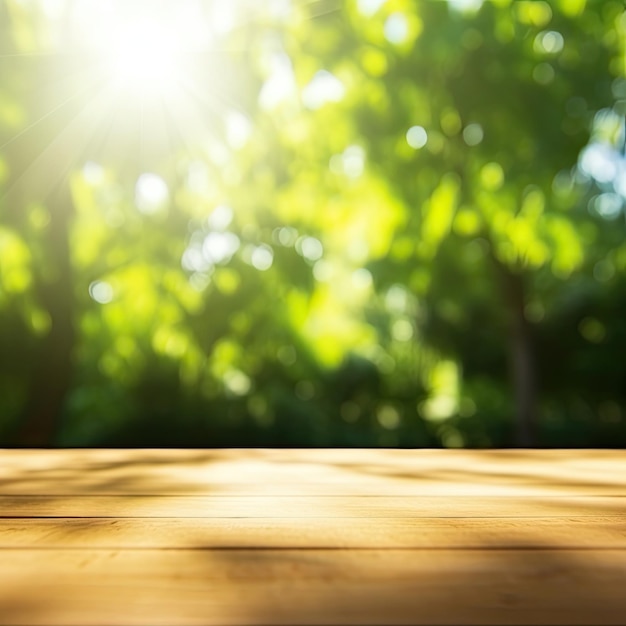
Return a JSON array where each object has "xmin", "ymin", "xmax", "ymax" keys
[{"xmin": 1, "ymin": 449, "xmax": 625, "ymax": 625}]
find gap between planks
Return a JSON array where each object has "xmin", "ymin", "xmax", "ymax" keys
[{"xmin": 0, "ymin": 516, "xmax": 625, "ymax": 549}]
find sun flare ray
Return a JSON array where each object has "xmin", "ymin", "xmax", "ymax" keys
[
  {"xmin": 0, "ymin": 83, "xmax": 92, "ymax": 153},
  {"xmin": 1, "ymin": 81, "xmax": 120, "ymax": 204}
]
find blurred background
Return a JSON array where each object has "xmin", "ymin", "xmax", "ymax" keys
[{"xmin": 0, "ymin": 0, "xmax": 625, "ymax": 448}]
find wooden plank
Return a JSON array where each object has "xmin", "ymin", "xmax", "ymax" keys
[
  {"xmin": 1, "ymin": 516, "xmax": 625, "ymax": 549},
  {"xmin": 1, "ymin": 494, "xmax": 624, "ymax": 518},
  {"xmin": 3, "ymin": 448, "xmax": 625, "ymax": 468},
  {"xmin": 2, "ymin": 480, "xmax": 626, "ymax": 496},
  {"xmin": 2, "ymin": 449, "xmax": 625, "ymax": 496},
  {"xmin": 0, "ymin": 548, "xmax": 625, "ymax": 625}
]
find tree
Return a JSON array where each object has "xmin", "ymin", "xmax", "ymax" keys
[
  {"xmin": 1, "ymin": 0, "xmax": 625, "ymax": 447},
  {"xmin": 225, "ymin": 0, "xmax": 626, "ymax": 445}
]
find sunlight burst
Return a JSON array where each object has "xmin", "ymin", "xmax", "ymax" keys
[
  {"xmin": 63, "ymin": 2, "xmax": 227, "ymax": 171},
  {"xmin": 2, "ymin": 0, "xmax": 256, "ymax": 195},
  {"xmin": 106, "ymin": 19, "xmax": 182, "ymax": 97},
  {"xmin": 73, "ymin": 2, "xmax": 213, "ymax": 101}
]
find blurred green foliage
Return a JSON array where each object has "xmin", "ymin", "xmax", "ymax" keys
[{"xmin": 0, "ymin": 0, "xmax": 625, "ymax": 447}]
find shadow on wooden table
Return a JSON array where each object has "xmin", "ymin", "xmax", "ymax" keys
[
  {"xmin": 192, "ymin": 542, "xmax": 626, "ymax": 625},
  {"xmin": 1, "ymin": 540, "xmax": 625, "ymax": 625}
]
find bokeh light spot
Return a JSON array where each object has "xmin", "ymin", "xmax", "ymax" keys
[
  {"xmin": 533, "ymin": 63, "xmax": 555, "ymax": 85},
  {"xmin": 384, "ymin": 13, "xmax": 409, "ymax": 44},
  {"xmin": 579, "ymin": 317, "xmax": 606, "ymax": 343},
  {"xmin": 295, "ymin": 380, "xmax": 315, "ymax": 400},
  {"xmin": 534, "ymin": 30, "xmax": 564, "ymax": 55},
  {"xmin": 406, "ymin": 125, "xmax": 428, "ymax": 149},
  {"xmin": 377, "ymin": 404, "xmax": 400, "ymax": 429},
  {"xmin": 591, "ymin": 193, "xmax": 623, "ymax": 220},
  {"xmin": 302, "ymin": 71, "xmax": 345, "ymax": 110},
  {"xmin": 207, "ymin": 205, "xmax": 234, "ymax": 231},
  {"xmin": 480, "ymin": 162, "xmax": 504, "ymax": 190},
  {"xmin": 392, "ymin": 319, "xmax": 413, "ymax": 341},
  {"xmin": 89, "ymin": 280, "xmax": 114, "ymax": 304},
  {"xmin": 202, "ymin": 232, "xmax": 240, "ymax": 265},
  {"xmin": 357, "ymin": 0, "xmax": 386, "ymax": 17},
  {"xmin": 297, "ymin": 236, "xmax": 324, "ymax": 262},
  {"xmin": 580, "ymin": 144, "xmax": 619, "ymax": 184},
  {"xmin": 250, "ymin": 245, "xmax": 274, "ymax": 271},
  {"xmin": 135, "ymin": 173, "xmax": 169, "ymax": 215},
  {"xmin": 462, "ymin": 123, "xmax": 484, "ymax": 146}
]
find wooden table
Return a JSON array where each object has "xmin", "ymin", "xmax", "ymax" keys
[{"xmin": 1, "ymin": 449, "xmax": 625, "ymax": 625}]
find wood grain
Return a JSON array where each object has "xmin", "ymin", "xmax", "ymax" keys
[
  {"xmin": 1, "ymin": 549, "xmax": 625, "ymax": 625},
  {"xmin": 1, "ymin": 449, "xmax": 625, "ymax": 625},
  {"xmin": 2, "ymin": 494, "xmax": 625, "ymax": 517},
  {"xmin": 1, "ymin": 516, "xmax": 625, "ymax": 548},
  {"xmin": 2, "ymin": 449, "xmax": 625, "ymax": 496}
]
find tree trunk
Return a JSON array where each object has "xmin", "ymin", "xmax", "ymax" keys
[
  {"xmin": 488, "ymin": 251, "xmax": 538, "ymax": 447},
  {"xmin": 500, "ymin": 268, "xmax": 537, "ymax": 447},
  {"xmin": 8, "ymin": 24, "xmax": 82, "ymax": 446},
  {"xmin": 15, "ymin": 182, "xmax": 75, "ymax": 447}
]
